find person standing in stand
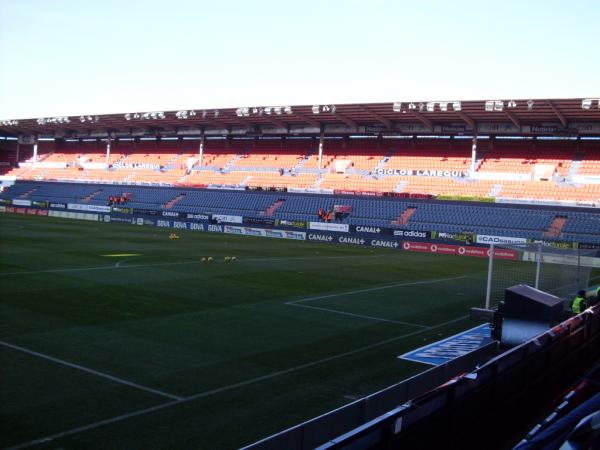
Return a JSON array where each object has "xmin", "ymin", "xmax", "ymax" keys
[{"xmin": 571, "ymin": 290, "xmax": 587, "ymax": 315}]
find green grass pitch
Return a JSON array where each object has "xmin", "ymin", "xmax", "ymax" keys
[{"xmin": 1, "ymin": 214, "xmax": 495, "ymax": 449}]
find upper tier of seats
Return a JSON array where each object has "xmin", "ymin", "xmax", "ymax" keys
[
  {"xmin": 477, "ymin": 141, "xmax": 575, "ymax": 176},
  {"xmin": 2, "ymin": 181, "xmax": 599, "ymax": 244},
  {"xmin": 2, "ymin": 138, "xmax": 599, "ymax": 205}
]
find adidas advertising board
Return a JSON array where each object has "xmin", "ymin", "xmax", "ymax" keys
[
  {"xmin": 393, "ymin": 229, "xmax": 431, "ymax": 239},
  {"xmin": 186, "ymin": 213, "xmax": 210, "ymax": 221}
]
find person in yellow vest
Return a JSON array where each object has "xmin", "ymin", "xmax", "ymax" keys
[{"xmin": 571, "ymin": 290, "xmax": 587, "ymax": 315}]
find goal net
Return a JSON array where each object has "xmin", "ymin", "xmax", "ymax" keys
[{"xmin": 485, "ymin": 242, "xmax": 599, "ymax": 307}]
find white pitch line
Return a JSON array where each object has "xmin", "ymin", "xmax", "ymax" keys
[
  {"xmin": 0, "ymin": 254, "xmax": 389, "ymax": 276},
  {"xmin": 287, "ymin": 275, "xmax": 468, "ymax": 305},
  {"xmin": 0, "ymin": 340, "xmax": 183, "ymax": 401},
  {"xmin": 5, "ymin": 314, "xmax": 469, "ymax": 450},
  {"xmin": 0, "ymin": 261, "xmax": 200, "ymax": 276},
  {"xmin": 289, "ymin": 303, "xmax": 429, "ymax": 328},
  {"xmin": 4, "ymin": 400, "xmax": 182, "ymax": 450}
]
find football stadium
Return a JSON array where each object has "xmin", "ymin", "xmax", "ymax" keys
[{"xmin": 1, "ymin": 2, "xmax": 600, "ymax": 450}]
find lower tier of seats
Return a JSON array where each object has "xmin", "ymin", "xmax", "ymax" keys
[{"xmin": 2, "ymin": 181, "xmax": 599, "ymax": 244}]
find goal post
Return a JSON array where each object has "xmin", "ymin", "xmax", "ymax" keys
[{"xmin": 485, "ymin": 242, "xmax": 599, "ymax": 308}]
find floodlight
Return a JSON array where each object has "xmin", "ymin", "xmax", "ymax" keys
[
  {"xmin": 439, "ymin": 102, "xmax": 448, "ymax": 112},
  {"xmin": 264, "ymin": 107, "xmax": 272, "ymax": 115},
  {"xmin": 452, "ymin": 101, "xmax": 461, "ymax": 111},
  {"xmin": 274, "ymin": 107, "xmax": 282, "ymax": 115},
  {"xmin": 392, "ymin": 102, "xmax": 402, "ymax": 112},
  {"xmin": 426, "ymin": 102, "xmax": 435, "ymax": 112},
  {"xmin": 189, "ymin": 110, "xmax": 196, "ymax": 116},
  {"xmin": 507, "ymin": 100, "xmax": 517, "ymax": 108},
  {"xmin": 494, "ymin": 101, "xmax": 504, "ymax": 111},
  {"xmin": 582, "ymin": 99, "xmax": 592, "ymax": 110},
  {"xmin": 485, "ymin": 101, "xmax": 494, "ymax": 112},
  {"xmin": 330, "ymin": 105, "xmax": 336, "ymax": 114},
  {"xmin": 419, "ymin": 103, "xmax": 425, "ymax": 112},
  {"xmin": 527, "ymin": 99, "xmax": 534, "ymax": 110},
  {"xmin": 284, "ymin": 106, "xmax": 292, "ymax": 114},
  {"xmin": 312, "ymin": 105, "xmax": 320, "ymax": 114},
  {"xmin": 408, "ymin": 103, "xmax": 416, "ymax": 110}
]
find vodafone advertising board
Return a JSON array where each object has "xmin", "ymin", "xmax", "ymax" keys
[{"xmin": 401, "ymin": 241, "xmax": 517, "ymax": 260}]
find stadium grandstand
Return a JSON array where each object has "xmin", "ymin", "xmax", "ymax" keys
[{"xmin": 1, "ymin": 97, "xmax": 600, "ymax": 450}]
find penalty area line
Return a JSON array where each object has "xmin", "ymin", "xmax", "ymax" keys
[
  {"xmin": 0, "ymin": 340, "xmax": 183, "ymax": 402},
  {"xmin": 288, "ymin": 303, "xmax": 429, "ymax": 328},
  {"xmin": 5, "ymin": 314, "xmax": 469, "ymax": 450},
  {"xmin": 287, "ymin": 275, "xmax": 469, "ymax": 305},
  {"xmin": 285, "ymin": 275, "xmax": 467, "ymax": 327}
]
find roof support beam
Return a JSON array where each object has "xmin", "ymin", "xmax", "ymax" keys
[
  {"xmin": 412, "ymin": 111, "xmax": 434, "ymax": 131},
  {"xmin": 333, "ymin": 113, "xmax": 358, "ymax": 129},
  {"xmin": 505, "ymin": 110, "xmax": 521, "ymax": 129},
  {"xmin": 204, "ymin": 119, "xmax": 230, "ymax": 130},
  {"xmin": 293, "ymin": 112, "xmax": 321, "ymax": 128},
  {"xmin": 547, "ymin": 100, "xmax": 568, "ymax": 128},
  {"xmin": 359, "ymin": 106, "xmax": 392, "ymax": 129},
  {"xmin": 263, "ymin": 116, "xmax": 290, "ymax": 131},
  {"xmin": 456, "ymin": 111, "xmax": 476, "ymax": 129}
]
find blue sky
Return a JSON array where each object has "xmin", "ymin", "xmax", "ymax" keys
[{"xmin": 0, "ymin": 0, "xmax": 598, "ymax": 119}]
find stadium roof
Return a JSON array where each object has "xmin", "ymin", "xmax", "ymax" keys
[{"xmin": 1, "ymin": 97, "xmax": 600, "ymax": 139}]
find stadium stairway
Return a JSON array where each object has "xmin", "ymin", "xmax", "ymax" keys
[
  {"xmin": 18, "ymin": 186, "xmax": 39, "ymax": 198},
  {"xmin": 394, "ymin": 179, "xmax": 407, "ymax": 192},
  {"xmin": 393, "ymin": 206, "xmax": 417, "ymax": 225},
  {"xmin": 312, "ymin": 174, "xmax": 325, "ymax": 188},
  {"xmin": 163, "ymin": 193, "xmax": 186, "ymax": 209},
  {"xmin": 264, "ymin": 199, "xmax": 286, "ymax": 216},
  {"xmin": 291, "ymin": 149, "xmax": 315, "ymax": 172},
  {"xmin": 372, "ymin": 147, "xmax": 397, "ymax": 172},
  {"xmin": 567, "ymin": 157, "xmax": 583, "ymax": 179},
  {"xmin": 490, "ymin": 184, "xmax": 503, "ymax": 197},
  {"xmin": 544, "ymin": 215, "xmax": 567, "ymax": 238},
  {"xmin": 223, "ymin": 154, "xmax": 244, "ymax": 171},
  {"xmin": 81, "ymin": 189, "xmax": 104, "ymax": 203}
]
